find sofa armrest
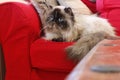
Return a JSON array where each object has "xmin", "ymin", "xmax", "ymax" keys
[
  {"xmin": 66, "ymin": 39, "xmax": 120, "ymax": 80},
  {"xmin": 0, "ymin": 2, "xmax": 41, "ymax": 80}
]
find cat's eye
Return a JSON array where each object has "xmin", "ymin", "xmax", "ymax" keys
[
  {"xmin": 58, "ymin": 18, "xmax": 64, "ymax": 22},
  {"xmin": 49, "ymin": 16, "xmax": 54, "ymax": 21},
  {"xmin": 47, "ymin": 15, "xmax": 54, "ymax": 22}
]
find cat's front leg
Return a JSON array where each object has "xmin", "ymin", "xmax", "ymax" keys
[{"xmin": 66, "ymin": 32, "xmax": 108, "ymax": 61}]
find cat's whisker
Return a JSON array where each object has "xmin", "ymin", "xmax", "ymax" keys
[{"xmin": 40, "ymin": 26, "xmax": 48, "ymax": 32}]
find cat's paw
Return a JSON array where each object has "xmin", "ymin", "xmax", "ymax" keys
[{"xmin": 65, "ymin": 45, "xmax": 90, "ymax": 61}]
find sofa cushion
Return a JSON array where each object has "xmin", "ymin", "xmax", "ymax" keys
[
  {"xmin": 30, "ymin": 39, "xmax": 76, "ymax": 72},
  {"xmin": 97, "ymin": 0, "xmax": 120, "ymax": 12},
  {"xmin": 97, "ymin": 0, "xmax": 120, "ymax": 36}
]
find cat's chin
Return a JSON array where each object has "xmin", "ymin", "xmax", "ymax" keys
[{"xmin": 52, "ymin": 38, "xmax": 65, "ymax": 42}]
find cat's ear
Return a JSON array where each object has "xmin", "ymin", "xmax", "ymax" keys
[{"xmin": 64, "ymin": 7, "xmax": 74, "ymax": 16}]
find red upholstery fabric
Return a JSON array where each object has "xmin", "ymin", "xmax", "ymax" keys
[
  {"xmin": 0, "ymin": 2, "xmax": 40, "ymax": 80},
  {"xmin": 82, "ymin": 0, "xmax": 120, "ymax": 36},
  {"xmin": 0, "ymin": 0, "xmax": 120, "ymax": 80},
  {"xmin": 0, "ymin": 2, "xmax": 76, "ymax": 80},
  {"xmin": 96, "ymin": 0, "xmax": 120, "ymax": 36},
  {"xmin": 30, "ymin": 39, "xmax": 76, "ymax": 80}
]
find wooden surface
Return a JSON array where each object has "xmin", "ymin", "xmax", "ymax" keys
[
  {"xmin": 0, "ymin": 45, "xmax": 5, "ymax": 80},
  {"xmin": 0, "ymin": 46, "xmax": 2, "ymax": 80},
  {"xmin": 0, "ymin": 45, "xmax": 2, "ymax": 80},
  {"xmin": 66, "ymin": 39, "xmax": 120, "ymax": 80}
]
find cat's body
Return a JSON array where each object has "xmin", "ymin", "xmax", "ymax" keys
[
  {"xmin": 32, "ymin": 0, "xmax": 117, "ymax": 61},
  {"xmin": 44, "ymin": 6, "xmax": 117, "ymax": 60},
  {"xmin": 45, "ymin": 11, "xmax": 116, "ymax": 41}
]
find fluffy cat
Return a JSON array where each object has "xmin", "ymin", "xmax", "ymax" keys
[
  {"xmin": 45, "ymin": 6, "xmax": 117, "ymax": 60},
  {"xmin": 32, "ymin": 0, "xmax": 117, "ymax": 61}
]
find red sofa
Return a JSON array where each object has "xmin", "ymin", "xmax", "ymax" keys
[
  {"xmin": 83, "ymin": 0, "xmax": 120, "ymax": 36},
  {"xmin": 0, "ymin": 1, "xmax": 76, "ymax": 80},
  {"xmin": 0, "ymin": 0, "xmax": 120, "ymax": 80}
]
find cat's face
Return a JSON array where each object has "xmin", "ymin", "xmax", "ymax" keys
[{"xmin": 45, "ymin": 6, "xmax": 75, "ymax": 32}]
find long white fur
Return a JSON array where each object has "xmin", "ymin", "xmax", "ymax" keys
[{"xmin": 62, "ymin": 14, "xmax": 116, "ymax": 42}]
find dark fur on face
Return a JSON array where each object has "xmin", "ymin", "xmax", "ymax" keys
[
  {"xmin": 64, "ymin": 7, "xmax": 74, "ymax": 22},
  {"xmin": 46, "ymin": 6, "xmax": 75, "ymax": 30}
]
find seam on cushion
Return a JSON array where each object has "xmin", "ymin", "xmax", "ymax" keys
[
  {"xmin": 31, "ymin": 40, "xmax": 74, "ymax": 49},
  {"xmin": 32, "ymin": 67, "xmax": 72, "ymax": 73},
  {"xmin": 103, "ymin": 0, "xmax": 105, "ymax": 11}
]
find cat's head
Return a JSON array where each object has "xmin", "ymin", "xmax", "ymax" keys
[{"xmin": 45, "ymin": 6, "xmax": 75, "ymax": 32}]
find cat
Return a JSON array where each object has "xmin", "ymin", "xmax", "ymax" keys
[
  {"xmin": 44, "ymin": 6, "xmax": 117, "ymax": 60},
  {"xmin": 32, "ymin": 0, "xmax": 117, "ymax": 61}
]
